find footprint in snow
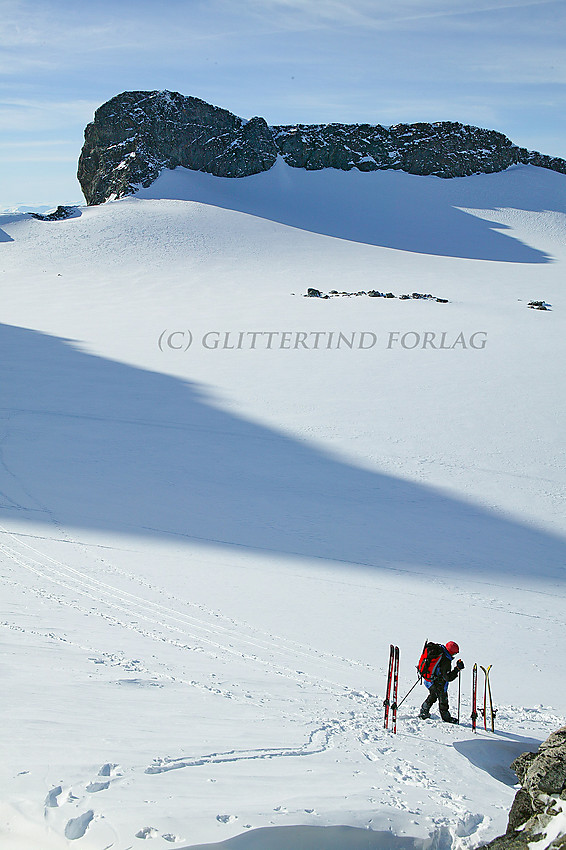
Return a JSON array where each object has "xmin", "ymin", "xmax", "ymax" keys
[
  {"xmin": 136, "ymin": 826, "xmax": 160, "ymax": 839},
  {"xmin": 216, "ymin": 814, "xmax": 238, "ymax": 824},
  {"xmin": 45, "ymin": 786, "xmax": 62, "ymax": 808},
  {"xmin": 99, "ymin": 762, "xmax": 121, "ymax": 777},
  {"xmin": 455, "ymin": 813, "xmax": 484, "ymax": 837},
  {"xmin": 86, "ymin": 780, "xmax": 110, "ymax": 793},
  {"xmin": 64, "ymin": 810, "xmax": 94, "ymax": 840}
]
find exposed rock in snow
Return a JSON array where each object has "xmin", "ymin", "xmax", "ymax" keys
[
  {"xmin": 78, "ymin": 91, "xmax": 277, "ymax": 205},
  {"xmin": 77, "ymin": 90, "xmax": 566, "ymax": 205},
  {"xmin": 28, "ymin": 205, "xmax": 81, "ymax": 221},
  {"xmin": 482, "ymin": 727, "xmax": 566, "ymax": 850},
  {"xmin": 271, "ymin": 120, "xmax": 564, "ymax": 179}
]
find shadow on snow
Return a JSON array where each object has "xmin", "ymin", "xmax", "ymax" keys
[
  {"xmin": 453, "ymin": 732, "xmax": 540, "ymax": 786},
  {"xmin": 180, "ymin": 824, "xmax": 432, "ymax": 850},
  {"xmin": 1, "ymin": 322, "xmax": 565, "ymax": 582},
  {"xmin": 136, "ymin": 161, "xmax": 566, "ymax": 263}
]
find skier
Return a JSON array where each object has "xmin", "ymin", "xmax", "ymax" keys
[{"xmin": 419, "ymin": 640, "xmax": 464, "ymax": 724}]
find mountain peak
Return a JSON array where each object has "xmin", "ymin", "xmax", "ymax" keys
[{"xmin": 77, "ymin": 90, "xmax": 566, "ymax": 205}]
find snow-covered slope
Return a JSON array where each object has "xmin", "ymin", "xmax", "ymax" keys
[{"xmin": 0, "ymin": 161, "xmax": 564, "ymax": 850}]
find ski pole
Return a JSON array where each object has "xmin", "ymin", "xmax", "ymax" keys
[
  {"xmin": 397, "ymin": 677, "xmax": 420, "ymax": 709},
  {"xmin": 457, "ymin": 669, "xmax": 461, "ymax": 724}
]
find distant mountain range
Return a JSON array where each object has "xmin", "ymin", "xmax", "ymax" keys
[{"xmin": 78, "ymin": 90, "xmax": 566, "ymax": 205}]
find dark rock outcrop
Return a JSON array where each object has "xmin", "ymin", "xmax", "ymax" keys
[
  {"xmin": 77, "ymin": 90, "xmax": 566, "ymax": 205},
  {"xmin": 482, "ymin": 726, "xmax": 566, "ymax": 850},
  {"xmin": 303, "ymin": 288, "xmax": 448, "ymax": 302},
  {"xmin": 78, "ymin": 91, "xmax": 277, "ymax": 206},
  {"xmin": 272, "ymin": 121, "xmax": 554, "ymax": 178},
  {"xmin": 29, "ymin": 205, "xmax": 81, "ymax": 221}
]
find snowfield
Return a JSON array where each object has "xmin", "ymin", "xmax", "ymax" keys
[{"xmin": 0, "ymin": 160, "xmax": 565, "ymax": 850}]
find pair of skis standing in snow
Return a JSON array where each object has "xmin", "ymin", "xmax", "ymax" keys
[
  {"xmin": 471, "ymin": 661, "xmax": 496, "ymax": 733},
  {"xmin": 383, "ymin": 641, "xmax": 496, "ymax": 733}
]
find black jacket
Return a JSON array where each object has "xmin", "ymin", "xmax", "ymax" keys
[{"xmin": 434, "ymin": 649, "xmax": 459, "ymax": 685}]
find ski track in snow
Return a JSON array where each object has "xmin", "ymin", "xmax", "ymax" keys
[
  {"xmin": 1, "ymin": 521, "xmax": 564, "ymax": 850},
  {"xmin": 1, "ymin": 525, "xmax": 564, "ymax": 850},
  {"xmin": 145, "ymin": 723, "xmax": 338, "ymax": 774},
  {"xmin": 2, "ymin": 523, "xmax": 565, "ymax": 720},
  {"xmin": 2, "ymin": 524, "xmax": 563, "ymax": 728},
  {"xmin": 0, "ymin": 525, "xmax": 381, "ymax": 712}
]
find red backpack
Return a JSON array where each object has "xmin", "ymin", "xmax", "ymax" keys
[{"xmin": 417, "ymin": 641, "xmax": 444, "ymax": 683}]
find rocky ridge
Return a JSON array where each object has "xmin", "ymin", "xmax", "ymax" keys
[
  {"xmin": 78, "ymin": 90, "xmax": 566, "ymax": 205},
  {"xmin": 482, "ymin": 726, "xmax": 566, "ymax": 850}
]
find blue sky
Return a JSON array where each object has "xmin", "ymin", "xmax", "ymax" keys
[{"xmin": 1, "ymin": 0, "xmax": 566, "ymax": 207}]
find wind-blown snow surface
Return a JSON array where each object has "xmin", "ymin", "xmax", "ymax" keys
[{"xmin": 0, "ymin": 161, "xmax": 565, "ymax": 850}]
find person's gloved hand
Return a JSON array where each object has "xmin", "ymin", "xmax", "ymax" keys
[{"xmin": 456, "ymin": 659, "xmax": 465, "ymax": 670}]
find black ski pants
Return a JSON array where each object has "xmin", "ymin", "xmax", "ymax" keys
[{"xmin": 420, "ymin": 680, "xmax": 451, "ymax": 720}]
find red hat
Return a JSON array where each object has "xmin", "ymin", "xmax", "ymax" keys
[{"xmin": 445, "ymin": 641, "xmax": 459, "ymax": 656}]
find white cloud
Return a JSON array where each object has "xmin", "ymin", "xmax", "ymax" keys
[
  {"xmin": 0, "ymin": 99, "xmax": 99, "ymax": 132},
  {"xmin": 239, "ymin": 0, "xmax": 563, "ymax": 30},
  {"xmin": 2, "ymin": 0, "xmax": 564, "ymax": 88},
  {"xmin": 0, "ymin": 152, "xmax": 77, "ymax": 162},
  {"xmin": 0, "ymin": 138, "xmax": 79, "ymax": 162},
  {"xmin": 0, "ymin": 0, "xmax": 119, "ymax": 49},
  {"xmin": 0, "ymin": 0, "xmax": 230, "ymax": 57},
  {"xmin": 0, "ymin": 138, "xmax": 72, "ymax": 147}
]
